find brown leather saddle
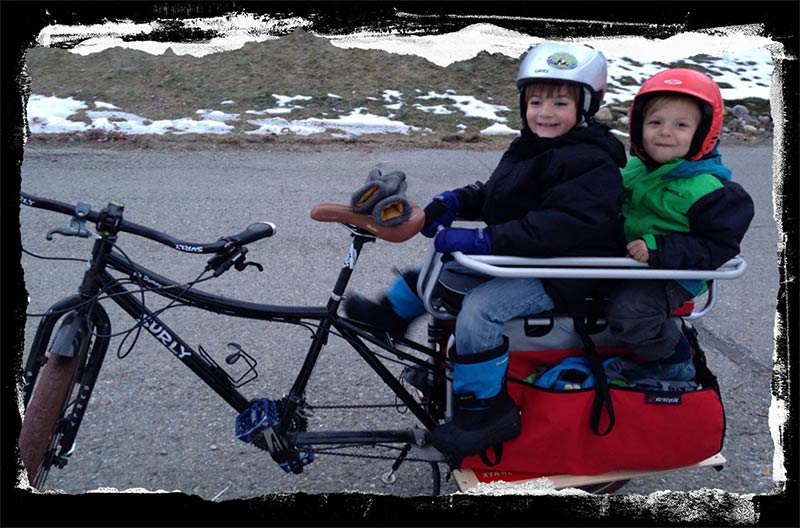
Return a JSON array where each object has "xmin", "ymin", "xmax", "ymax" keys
[{"xmin": 310, "ymin": 202, "xmax": 424, "ymax": 243}]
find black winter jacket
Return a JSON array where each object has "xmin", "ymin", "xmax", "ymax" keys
[{"xmin": 452, "ymin": 122, "xmax": 627, "ymax": 311}]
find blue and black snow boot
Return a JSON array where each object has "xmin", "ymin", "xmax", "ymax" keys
[
  {"xmin": 430, "ymin": 338, "xmax": 521, "ymax": 458},
  {"xmin": 343, "ymin": 293, "xmax": 411, "ymax": 340},
  {"xmin": 343, "ymin": 269, "xmax": 424, "ymax": 340}
]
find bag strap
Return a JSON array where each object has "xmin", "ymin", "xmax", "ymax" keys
[
  {"xmin": 574, "ymin": 317, "xmax": 616, "ymax": 436},
  {"xmin": 479, "ymin": 443, "xmax": 503, "ymax": 467},
  {"xmin": 681, "ymin": 319, "xmax": 719, "ymax": 389}
]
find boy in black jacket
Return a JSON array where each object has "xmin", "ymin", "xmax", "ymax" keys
[{"xmin": 346, "ymin": 41, "xmax": 627, "ymax": 457}]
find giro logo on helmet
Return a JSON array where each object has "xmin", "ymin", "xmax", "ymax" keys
[
  {"xmin": 546, "ymin": 52, "xmax": 578, "ymax": 70},
  {"xmin": 663, "ymin": 79, "xmax": 683, "ymax": 85}
]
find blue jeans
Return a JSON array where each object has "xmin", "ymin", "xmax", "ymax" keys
[
  {"xmin": 387, "ymin": 262, "xmax": 555, "ymax": 356},
  {"xmin": 453, "ymin": 266, "xmax": 555, "ymax": 355}
]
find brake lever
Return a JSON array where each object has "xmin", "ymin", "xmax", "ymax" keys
[
  {"xmin": 46, "ymin": 202, "xmax": 92, "ymax": 240},
  {"xmin": 234, "ymin": 260, "xmax": 264, "ymax": 272},
  {"xmin": 46, "ymin": 220, "xmax": 91, "ymax": 240}
]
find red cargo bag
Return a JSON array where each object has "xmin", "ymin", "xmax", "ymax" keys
[{"xmin": 461, "ymin": 320, "xmax": 726, "ymax": 477}]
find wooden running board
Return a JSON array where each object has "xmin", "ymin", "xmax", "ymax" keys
[{"xmin": 453, "ymin": 453, "xmax": 726, "ymax": 493}]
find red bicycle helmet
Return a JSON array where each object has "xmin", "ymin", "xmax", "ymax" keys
[{"xmin": 628, "ymin": 68, "xmax": 724, "ymax": 161}]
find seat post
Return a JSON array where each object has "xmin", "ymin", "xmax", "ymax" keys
[{"xmin": 326, "ymin": 231, "xmax": 374, "ymax": 312}]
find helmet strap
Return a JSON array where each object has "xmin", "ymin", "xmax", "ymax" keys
[
  {"xmin": 582, "ymin": 87, "xmax": 593, "ymax": 115},
  {"xmin": 629, "ymin": 96, "xmax": 651, "ymax": 162},
  {"xmin": 575, "ymin": 86, "xmax": 593, "ymax": 127},
  {"xmin": 687, "ymin": 104, "xmax": 714, "ymax": 160}
]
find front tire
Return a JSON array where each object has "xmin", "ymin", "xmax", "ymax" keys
[{"xmin": 19, "ymin": 331, "xmax": 90, "ymax": 488}]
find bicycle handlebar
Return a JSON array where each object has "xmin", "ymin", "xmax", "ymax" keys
[
  {"xmin": 226, "ymin": 222, "xmax": 276, "ymax": 246},
  {"xmin": 20, "ymin": 192, "xmax": 275, "ymax": 254}
]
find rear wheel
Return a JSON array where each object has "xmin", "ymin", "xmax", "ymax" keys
[{"xmin": 19, "ymin": 329, "xmax": 91, "ymax": 488}]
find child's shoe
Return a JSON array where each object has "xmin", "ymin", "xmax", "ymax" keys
[
  {"xmin": 343, "ymin": 293, "xmax": 410, "ymax": 339},
  {"xmin": 344, "ymin": 271, "xmax": 425, "ymax": 340},
  {"xmin": 633, "ymin": 333, "xmax": 696, "ymax": 382},
  {"xmin": 431, "ymin": 339, "xmax": 520, "ymax": 458},
  {"xmin": 430, "ymin": 389, "xmax": 521, "ymax": 458},
  {"xmin": 638, "ymin": 357, "xmax": 696, "ymax": 382}
]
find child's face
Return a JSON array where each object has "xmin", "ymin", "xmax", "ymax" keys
[
  {"xmin": 525, "ymin": 86, "xmax": 578, "ymax": 138},
  {"xmin": 642, "ymin": 98, "xmax": 702, "ymax": 163}
]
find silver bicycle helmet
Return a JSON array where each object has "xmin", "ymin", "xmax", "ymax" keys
[{"xmin": 516, "ymin": 41, "xmax": 608, "ymax": 127}]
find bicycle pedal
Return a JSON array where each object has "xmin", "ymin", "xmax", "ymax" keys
[
  {"xmin": 278, "ymin": 445, "xmax": 315, "ymax": 473},
  {"xmin": 235, "ymin": 398, "xmax": 278, "ymax": 444}
]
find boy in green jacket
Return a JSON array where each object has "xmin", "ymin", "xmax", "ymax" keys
[{"xmin": 606, "ymin": 68, "xmax": 755, "ymax": 381}]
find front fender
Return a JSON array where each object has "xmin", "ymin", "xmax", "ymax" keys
[
  {"xmin": 48, "ymin": 310, "xmax": 89, "ymax": 358},
  {"xmin": 23, "ymin": 296, "xmax": 110, "ymax": 406}
]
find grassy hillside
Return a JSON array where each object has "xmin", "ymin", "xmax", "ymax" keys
[{"xmin": 23, "ymin": 29, "xmax": 772, "ymax": 149}]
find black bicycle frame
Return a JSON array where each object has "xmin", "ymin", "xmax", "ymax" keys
[
  {"xmin": 96, "ymin": 233, "xmax": 442, "ymax": 438},
  {"xmin": 22, "ymin": 191, "xmax": 447, "ymax": 469}
]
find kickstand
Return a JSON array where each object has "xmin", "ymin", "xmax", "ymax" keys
[{"xmin": 381, "ymin": 443, "xmax": 412, "ymax": 484}]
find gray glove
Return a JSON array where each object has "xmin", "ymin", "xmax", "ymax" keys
[
  {"xmin": 351, "ymin": 168, "xmax": 408, "ymax": 212},
  {"xmin": 351, "ymin": 168, "xmax": 411, "ymax": 227}
]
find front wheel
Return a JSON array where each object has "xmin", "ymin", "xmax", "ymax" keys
[
  {"xmin": 19, "ymin": 305, "xmax": 111, "ymax": 488},
  {"xmin": 19, "ymin": 352, "xmax": 84, "ymax": 487}
]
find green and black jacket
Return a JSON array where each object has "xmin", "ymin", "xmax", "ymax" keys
[{"xmin": 621, "ymin": 152, "xmax": 755, "ymax": 295}]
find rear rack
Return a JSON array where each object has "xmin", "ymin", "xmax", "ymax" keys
[{"xmin": 417, "ymin": 246, "xmax": 747, "ymax": 321}]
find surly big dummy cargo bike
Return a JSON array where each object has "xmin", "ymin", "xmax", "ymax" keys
[{"xmin": 17, "ymin": 192, "xmax": 745, "ymax": 495}]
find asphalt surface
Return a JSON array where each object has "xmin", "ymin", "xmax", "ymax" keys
[{"xmin": 15, "ymin": 142, "xmax": 780, "ymax": 502}]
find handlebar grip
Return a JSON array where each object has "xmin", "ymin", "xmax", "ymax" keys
[{"xmin": 229, "ymin": 222, "xmax": 276, "ymax": 246}]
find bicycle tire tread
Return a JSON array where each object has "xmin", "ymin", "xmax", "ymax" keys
[{"xmin": 19, "ymin": 349, "xmax": 83, "ymax": 487}]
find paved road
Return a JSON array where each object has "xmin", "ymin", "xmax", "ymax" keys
[{"xmin": 15, "ymin": 142, "xmax": 780, "ymax": 501}]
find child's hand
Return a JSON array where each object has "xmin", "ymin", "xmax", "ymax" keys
[
  {"xmin": 434, "ymin": 227, "xmax": 492, "ymax": 255},
  {"xmin": 626, "ymin": 239, "xmax": 650, "ymax": 262},
  {"xmin": 421, "ymin": 191, "xmax": 460, "ymax": 238}
]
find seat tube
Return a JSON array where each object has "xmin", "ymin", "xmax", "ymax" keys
[
  {"xmin": 283, "ymin": 233, "xmax": 374, "ymax": 424},
  {"xmin": 326, "ymin": 233, "xmax": 371, "ymax": 312}
]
